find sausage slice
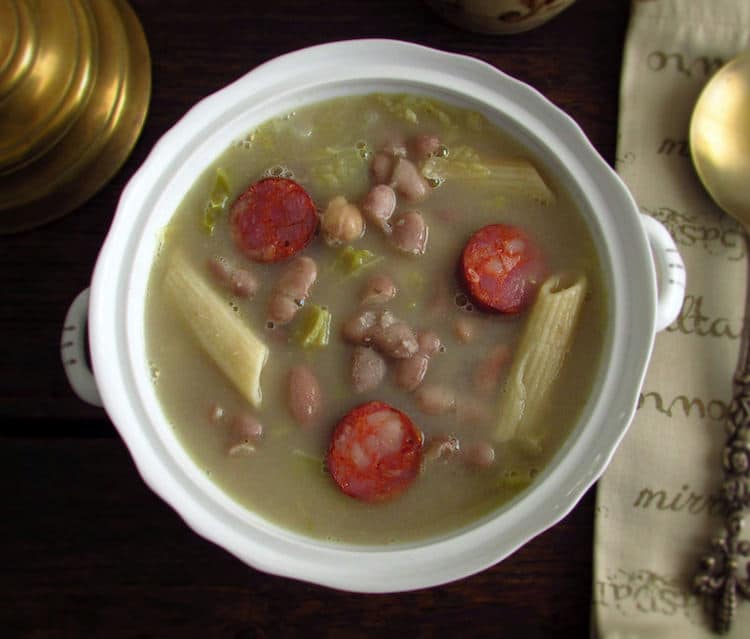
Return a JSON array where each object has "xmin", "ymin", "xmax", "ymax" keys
[
  {"xmin": 460, "ymin": 224, "xmax": 546, "ymax": 313},
  {"xmin": 230, "ymin": 177, "xmax": 317, "ymax": 263},
  {"xmin": 327, "ymin": 401, "xmax": 423, "ymax": 502}
]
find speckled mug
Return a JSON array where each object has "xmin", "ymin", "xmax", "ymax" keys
[{"xmin": 426, "ymin": 0, "xmax": 576, "ymax": 34}]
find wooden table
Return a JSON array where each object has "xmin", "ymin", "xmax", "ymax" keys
[{"xmin": 1, "ymin": 1, "xmax": 629, "ymax": 635}]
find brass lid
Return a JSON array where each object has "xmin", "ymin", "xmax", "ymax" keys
[{"xmin": 0, "ymin": 0, "xmax": 151, "ymax": 234}]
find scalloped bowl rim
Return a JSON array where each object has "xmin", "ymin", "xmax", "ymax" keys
[{"xmin": 88, "ymin": 39, "xmax": 655, "ymax": 593}]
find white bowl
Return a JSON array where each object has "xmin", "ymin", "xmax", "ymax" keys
[{"xmin": 65, "ymin": 40, "xmax": 685, "ymax": 593}]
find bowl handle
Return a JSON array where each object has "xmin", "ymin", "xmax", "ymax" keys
[
  {"xmin": 60, "ymin": 288, "xmax": 103, "ymax": 407},
  {"xmin": 640, "ymin": 214, "xmax": 685, "ymax": 332}
]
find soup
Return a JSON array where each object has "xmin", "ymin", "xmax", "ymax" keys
[{"xmin": 145, "ymin": 93, "xmax": 608, "ymax": 544}]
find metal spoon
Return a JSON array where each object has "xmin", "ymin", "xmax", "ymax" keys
[{"xmin": 690, "ymin": 50, "xmax": 750, "ymax": 634}]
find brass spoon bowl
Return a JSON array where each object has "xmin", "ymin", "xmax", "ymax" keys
[
  {"xmin": 689, "ymin": 49, "xmax": 750, "ymax": 634},
  {"xmin": 690, "ymin": 50, "xmax": 750, "ymax": 226}
]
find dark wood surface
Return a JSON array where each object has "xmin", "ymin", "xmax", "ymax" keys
[{"xmin": 1, "ymin": 1, "xmax": 629, "ymax": 636}]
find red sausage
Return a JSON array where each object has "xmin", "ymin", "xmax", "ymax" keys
[
  {"xmin": 460, "ymin": 224, "xmax": 546, "ymax": 314},
  {"xmin": 230, "ymin": 177, "xmax": 317, "ymax": 263},
  {"xmin": 327, "ymin": 400, "xmax": 423, "ymax": 502}
]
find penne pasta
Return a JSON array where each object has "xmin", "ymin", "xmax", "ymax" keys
[
  {"xmin": 421, "ymin": 151, "xmax": 556, "ymax": 205},
  {"xmin": 164, "ymin": 249, "xmax": 269, "ymax": 408},
  {"xmin": 494, "ymin": 272, "xmax": 588, "ymax": 445}
]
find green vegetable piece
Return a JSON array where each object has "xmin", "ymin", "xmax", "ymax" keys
[
  {"xmin": 308, "ymin": 144, "xmax": 371, "ymax": 200},
  {"xmin": 375, "ymin": 94, "xmax": 454, "ymax": 127},
  {"xmin": 333, "ymin": 245, "xmax": 383, "ymax": 275},
  {"xmin": 295, "ymin": 304, "xmax": 332, "ymax": 349},
  {"xmin": 202, "ymin": 168, "xmax": 231, "ymax": 234}
]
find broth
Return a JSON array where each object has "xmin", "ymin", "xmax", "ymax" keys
[{"xmin": 145, "ymin": 93, "xmax": 608, "ymax": 544}]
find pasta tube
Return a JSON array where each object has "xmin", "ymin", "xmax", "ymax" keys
[
  {"xmin": 421, "ymin": 151, "xmax": 556, "ymax": 205},
  {"xmin": 495, "ymin": 272, "xmax": 588, "ymax": 444},
  {"xmin": 164, "ymin": 249, "xmax": 268, "ymax": 407}
]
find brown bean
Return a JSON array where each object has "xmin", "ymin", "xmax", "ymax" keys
[
  {"xmin": 342, "ymin": 309, "xmax": 418, "ymax": 358},
  {"xmin": 416, "ymin": 330, "xmax": 441, "ymax": 356},
  {"xmin": 463, "ymin": 441, "xmax": 496, "ymax": 468},
  {"xmin": 361, "ymin": 184, "xmax": 396, "ymax": 233},
  {"xmin": 371, "ymin": 315, "xmax": 419, "ymax": 359},
  {"xmin": 371, "ymin": 152, "xmax": 394, "ymax": 184},
  {"xmin": 423, "ymin": 434, "xmax": 461, "ymax": 463},
  {"xmin": 360, "ymin": 273, "xmax": 397, "ymax": 306},
  {"xmin": 321, "ymin": 195, "xmax": 365, "ymax": 245},
  {"xmin": 380, "ymin": 135, "xmax": 408, "ymax": 158},
  {"xmin": 473, "ymin": 344, "xmax": 512, "ymax": 394},
  {"xmin": 267, "ymin": 256, "xmax": 317, "ymax": 325},
  {"xmin": 390, "ymin": 157, "xmax": 429, "ymax": 202},
  {"xmin": 408, "ymin": 133, "xmax": 441, "ymax": 161},
  {"xmin": 207, "ymin": 256, "xmax": 259, "ymax": 298},
  {"xmin": 342, "ymin": 309, "xmax": 378, "ymax": 344},
  {"xmin": 351, "ymin": 346, "xmax": 387, "ymax": 393},
  {"xmin": 287, "ymin": 364, "xmax": 323, "ymax": 429},
  {"xmin": 394, "ymin": 330, "xmax": 441, "ymax": 391},
  {"xmin": 415, "ymin": 384, "xmax": 456, "ymax": 415},
  {"xmin": 390, "ymin": 210, "xmax": 428, "ymax": 255},
  {"xmin": 231, "ymin": 413, "xmax": 264, "ymax": 440},
  {"xmin": 227, "ymin": 413, "xmax": 263, "ymax": 456},
  {"xmin": 395, "ymin": 353, "xmax": 429, "ymax": 392}
]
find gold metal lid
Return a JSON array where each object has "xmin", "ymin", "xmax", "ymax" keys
[{"xmin": 0, "ymin": 0, "xmax": 151, "ymax": 234}]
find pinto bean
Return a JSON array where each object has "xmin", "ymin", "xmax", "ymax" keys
[
  {"xmin": 390, "ymin": 157, "xmax": 429, "ymax": 202},
  {"xmin": 207, "ymin": 257, "xmax": 259, "ymax": 298},
  {"xmin": 423, "ymin": 434, "xmax": 460, "ymax": 463},
  {"xmin": 321, "ymin": 195, "xmax": 365, "ymax": 245},
  {"xmin": 463, "ymin": 441, "xmax": 496, "ymax": 468},
  {"xmin": 351, "ymin": 346, "xmax": 387, "ymax": 393},
  {"xmin": 371, "ymin": 313, "xmax": 419, "ymax": 359},
  {"xmin": 227, "ymin": 413, "xmax": 263, "ymax": 456},
  {"xmin": 417, "ymin": 330, "xmax": 441, "ymax": 356},
  {"xmin": 408, "ymin": 134, "xmax": 441, "ymax": 161},
  {"xmin": 267, "ymin": 256, "xmax": 317, "ymax": 325},
  {"xmin": 473, "ymin": 344, "xmax": 512, "ymax": 394},
  {"xmin": 361, "ymin": 184, "xmax": 396, "ymax": 233},
  {"xmin": 232, "ymin": 413, "xmax": 264, "ymax": 440},
  {"xmin": 380, "ymin": 135, "xmax": 408, "ymax": 158},
  {"xmin": 390, "ymin": 210, "xmax": 428, "ymax": 255},
  {"xmin": 287, "ymin": 364, "xmax": 323, "ymax": 429},
  {"xmin": 415, "ymin": 384, "xmax": 456, "ymax": 415},
  {"xmin": 371, "ymin": 152, "xmax": 394, "ymax": 184},
  {"xmin": 342, "ymin": 309, "xmax": 378, "ymax": 344},
  {"xmin": 360, "ymin": 273, "xmax": 397, "ymax": 306},
  {"xmin": 394, "ymin": 330, "xmax": 441, "ymax": 391},
  {"xmin": 343, "ymin": 309, "xmax": 418, "ymax": 358}
]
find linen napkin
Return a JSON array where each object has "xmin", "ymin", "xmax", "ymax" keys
[{"xmin": 592, "ymin": 1, "xmax": 750, "ymax": 637}]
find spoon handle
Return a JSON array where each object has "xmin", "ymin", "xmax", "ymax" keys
[{"xmin": 694, "ymin": 254, "xmax": 750, "ymax": 634}]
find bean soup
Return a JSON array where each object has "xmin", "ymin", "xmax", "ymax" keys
[{"xmin": 145, "ymin": 93, "xmax": 608, "ymax": 544}]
